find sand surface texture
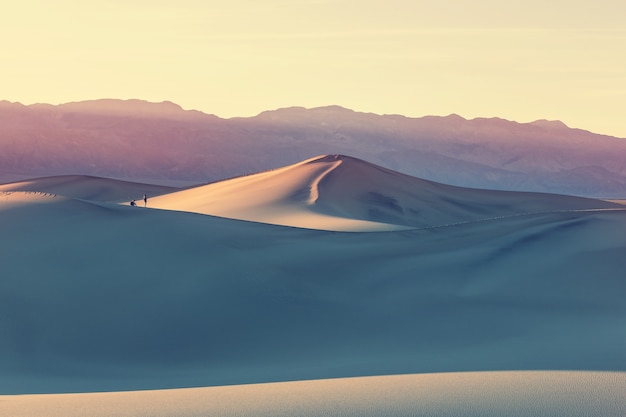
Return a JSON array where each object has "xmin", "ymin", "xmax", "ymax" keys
[{"xmin": 1, "ymin": 155, "xmax": 625, "ymax": 415}]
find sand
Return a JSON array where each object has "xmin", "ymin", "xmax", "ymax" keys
[
  {"xmin": 147, "ymin": 154, "xmax": 621, "ymax": 231},
  {"xmin": 2, "ymin": 372, "xmax": 625, "ymax": 417},
  {"xmin": 1, "ymin": 155, "xmax": 625, "ymax": 415}
]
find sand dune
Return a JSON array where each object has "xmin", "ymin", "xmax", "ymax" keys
[
  {"xmin": 147, "ymin": 154, "xmax": 620, "ymax": 231},
  {"xmin": 3, "ymin": 371, "xmax": 625, "ymax": 417},
  {"xmin": 0, "ymin": 175, "xmax": 177, "ymax": 203},
  {"xmin": 1, "ymin": 156, "xmax": 625, "ymax": 414}
]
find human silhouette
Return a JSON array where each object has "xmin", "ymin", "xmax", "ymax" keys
[
  {"xmin": 130, "ymin": 200, "xmax": 137, "ymax": 207},
  {"xmin": 143, "ymin": 194, "xmax": 148, "ymax": 207}
]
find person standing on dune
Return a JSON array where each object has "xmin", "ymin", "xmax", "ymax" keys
[{"xmin": 143, "ymin": 194, "xmax": 148, "ymax": 208}]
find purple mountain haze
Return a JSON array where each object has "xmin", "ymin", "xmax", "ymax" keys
[{"xmin": 1, "ymin": 99, "xmax": 625, "ymax": 197}]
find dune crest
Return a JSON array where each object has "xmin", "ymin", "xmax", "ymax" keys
[{"xmin": 305, "ymin": 155, "xmax": 342, "ymax": 204}]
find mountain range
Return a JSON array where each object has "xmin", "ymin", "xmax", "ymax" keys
[{"xmin": 1, "ymin": 99, "xmax": 625, "ymax": 197}]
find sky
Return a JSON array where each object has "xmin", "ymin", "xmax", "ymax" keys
[{"xmin": 2, "ymin": 0, "xmax": 626, "ymax": 137}]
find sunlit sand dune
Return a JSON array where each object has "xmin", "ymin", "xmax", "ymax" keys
[
  {"xmin": 1, "ymin": 156, "xmax": 625, "ymax": 415},
  {"xmin": 3, "ymin": 371, "xmax": 625, "ymax": 417},
  {"xmin": 148, "ymin": 154, "xmax": 620, "ymax": 231}
]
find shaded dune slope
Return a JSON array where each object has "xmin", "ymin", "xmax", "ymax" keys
[
  {"xmin": 148, "ymin": 154, "xmax": 619, "ymax": 231},
  {"xmin": 1, "ymin": 190, "xmax": 625, "ymax": 393}
]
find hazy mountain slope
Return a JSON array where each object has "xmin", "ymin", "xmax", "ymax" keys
[{"xmin": 1, "ymin": 100, "xmax": 626, "ymax": 196}]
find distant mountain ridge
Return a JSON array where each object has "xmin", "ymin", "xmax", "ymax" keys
[{"xmin": 1, "ymin": 99, "xmax": 625, "ymax": 197}]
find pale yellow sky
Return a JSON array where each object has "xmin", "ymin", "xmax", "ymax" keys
[{"xmin": 2, "ymin": 0, "xmax": 625, "ymax": 137}]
